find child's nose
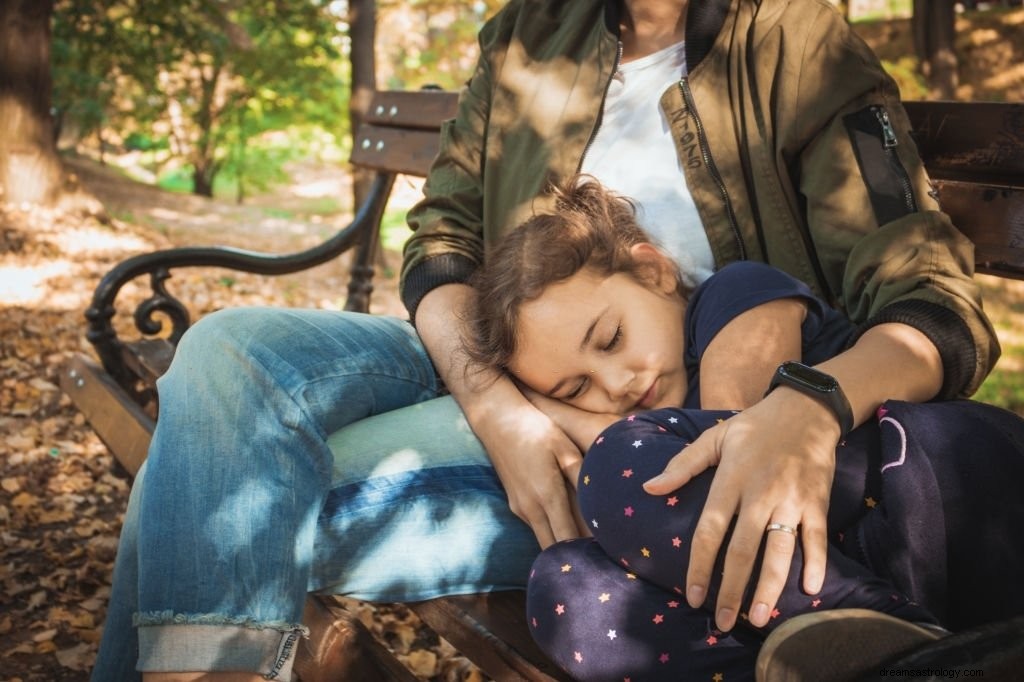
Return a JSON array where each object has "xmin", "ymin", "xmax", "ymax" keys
[{"xmin": 598, "ymin": 364, "xmax": 634, "ymax": 402}]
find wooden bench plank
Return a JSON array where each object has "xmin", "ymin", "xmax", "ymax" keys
[
  {"xmin": 905, "ymin": 100, "xmax": 1024, "ymax": 183},
  {"xmin": 365, "ymin": 90, "xmax": 459, "ymax": 129},
  {"xmin": 60, "ymin": 354, "xmax": 154, "ymax": 477},
  {"xmin": 351, "ymin": 125, "xmax": 444, "ymax": 175},
  {"xmin": 411, "ymin": 593, "xmax": 571, "ymax": 682}
]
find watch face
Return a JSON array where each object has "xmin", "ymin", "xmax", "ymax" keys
[{"xmin": 781, "ymin": 362, "xmax": 838, "ymax": 392}]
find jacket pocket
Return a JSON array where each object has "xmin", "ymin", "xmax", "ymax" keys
[{"xmin": 843, "ymin": 105, "xmax": 919, "ymax": 226}]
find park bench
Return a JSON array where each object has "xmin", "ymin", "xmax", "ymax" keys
[{"xmin": 61, "ymin": 90, "xmax": 1024, "ymax": 681}]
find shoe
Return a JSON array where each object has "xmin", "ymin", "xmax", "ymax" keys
[
  {"xmin": 865, "ymin": 615, "xmax": 1024, "ymax": 682},
  {"xmin": 755, "ymin": 609, "xmax": 943, "ymax": 682}
]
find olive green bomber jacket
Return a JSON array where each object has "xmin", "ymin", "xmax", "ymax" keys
[{"xmin": 401, "ymin": 0, "xmax": 999, "ymax": 398}]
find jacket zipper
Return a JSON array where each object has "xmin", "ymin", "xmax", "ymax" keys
[
  {"xmin": 679, "ymin": 76, "xmax": 747, "ymax": 260},
  {"xmin": 578, "ymin": 40, "xmax": 624, "ymax": 170},
  {"xmin": 873, "ymin": 106, "xmax": 917, "ymax": 214}
]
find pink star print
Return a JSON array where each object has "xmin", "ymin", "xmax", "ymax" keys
[
  {"xmin": 771, "ymin": 608, "xmax": 780, "ymax": 619},
  {"xmin": 812, "ymin": 599, "xmax": 822, "ymax": 608},
  {"xmin": 667, "ymin": 600, "xmax": 680, "ymax": 608},
  {"xmin": 707, "ymin": 635, "xmax": 718, "ymax": 646},
  {"xmin": 622, "ymin": 469, "xmax": 634, "ymax": 478},
  {"xmin": 627, "ymin": 415, "xmax": 636, "ymax": 421},
  {"xmin": 659, "ymin": 653, "xmax": 670, "ymax": 664},
  {"xmin": 575, "ymin": 651, "xmax": 583, "ymax": 663},
  {"xmin": 596, "ymin": 436, "xmax": 604, "ymax": 444},
  {"xmin": 555, "ymin": 604, "xmax": 565, "ymax": 615},
  {"xmin": 532, "ymin": 617, "xmax": 538, "ymax": 627},
  {"xmin": 652, "ymin": 614, "xmax": 664, "ymax": 624},
  {"xmin": 624, "ymin": 506, "xmax": 634, "ymax": 517},
  {"xmin": 666, "ymin": 496, "xmax": 679, "ymax": 506},
  {"xmin": 672, "ymin": 536, "xmax": 682, "ymax": 547}
]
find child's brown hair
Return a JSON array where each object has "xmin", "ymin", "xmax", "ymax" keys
[{"xmin": 464, "ymin": 175, "xmax": 689, "ymax": 372}]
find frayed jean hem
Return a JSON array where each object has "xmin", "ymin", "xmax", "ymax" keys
[{"xmin": 135, "ymin": 612, "xmax": 308, "ymax": 680}]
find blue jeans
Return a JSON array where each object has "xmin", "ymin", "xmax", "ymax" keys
[{"xmin": 91, "ymin": 308, "xmax": 540, "ymax": 680}]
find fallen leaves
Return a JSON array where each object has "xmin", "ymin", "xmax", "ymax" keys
[{"xmin": 0, "ymin": 192, "xmax": 480, "ymax": 681}]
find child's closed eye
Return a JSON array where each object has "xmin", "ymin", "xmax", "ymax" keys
[{"xmin": 602, "ymin": 325, "xmax": 623, "ymax": 351}]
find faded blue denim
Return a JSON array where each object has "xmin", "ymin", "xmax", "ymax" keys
[{"xmin": 90, "ymin": 308, "xmax": 539, "ymax": 680}]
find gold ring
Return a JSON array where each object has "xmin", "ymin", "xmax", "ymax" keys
[{"xmin": 765, "ymin": 522, "xmax": 798, "ymax": 536}]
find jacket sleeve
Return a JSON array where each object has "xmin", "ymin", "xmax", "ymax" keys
[
  {"xmin": 399, "ymin": 7, "xmax": 514, "ymax": 322},
  {"xmin": 788, "ymin": 6, "xmax": 999, "ymax": 398}
]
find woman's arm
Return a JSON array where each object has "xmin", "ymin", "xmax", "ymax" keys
[
  {"xmin": 416, "ymin": 284, "xmax": 589, "ymax": 549},
  {"xmin": 647, "ymin": 319, "xmax": 943, "ymax": 632}
]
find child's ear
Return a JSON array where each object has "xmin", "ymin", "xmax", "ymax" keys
[{"xmin": 630, "ymin": 243, "xmax": 678, "ymax": 294}]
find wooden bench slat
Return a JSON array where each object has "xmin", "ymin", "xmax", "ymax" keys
[
  {"xmin": 365, "ymin": 90, "xmax": 459, "ymax": 129},
  {"xmin": 60, "ymin": 354, "xmax": 153, "ymax": 477},
  {"xmin": 411, "ymin": 593, "xmax": 572, "ymax": 682},
  {"xmin": 905, "ymin": 100, "xmax": 1024, "ymax": 183},
  {"xmin": 930, "ymin": 179, "xmax": 1024, "ymax": 280},
  {"xmin": 350, "ymin": 125, "xmax": 444, "ymax": 175}
]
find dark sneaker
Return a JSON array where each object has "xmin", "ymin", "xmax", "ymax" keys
[
  {"xmin": 867, "ymin": 615, "xmax": 1024, "ymax": 682},
  {"xmin": 755, "ymin": 609, "xmax": 943, "ymax": 682}
]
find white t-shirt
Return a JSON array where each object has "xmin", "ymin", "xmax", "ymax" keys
[{"xmin": 580, "ymin": 40, "xmax": 714, "ymax": 287}]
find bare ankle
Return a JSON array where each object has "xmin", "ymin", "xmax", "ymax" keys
[{"xmin": 143, "ymin": 673, "xmax": 267, "ymax": 682}]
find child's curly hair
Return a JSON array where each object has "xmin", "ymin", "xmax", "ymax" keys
[{"xmin": 464, "ymin": 175, "xmax": 689, "ymax": 372}]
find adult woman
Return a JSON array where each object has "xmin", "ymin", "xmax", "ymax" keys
[{"xmin": 91, "ymin": 1, "xmax": 998, "ymax": 679}]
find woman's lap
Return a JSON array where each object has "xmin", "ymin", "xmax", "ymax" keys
[{"xmin": 93, "ymin": 307, "xmax": 537, "ymax": 680}]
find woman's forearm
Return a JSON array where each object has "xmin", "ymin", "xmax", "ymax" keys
[{"xmin": 816, "ymin": 322, "xmax": 943, "ymax": 430}]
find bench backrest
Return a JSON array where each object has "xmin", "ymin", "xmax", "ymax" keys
[{"xmin": 903, "ymin": 101, "xmax": 1024, "ymax": 280}]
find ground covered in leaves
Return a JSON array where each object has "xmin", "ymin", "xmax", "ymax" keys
[{"xmin": 0, "ymin": 165, "xmax": 480, "ymax": 681}]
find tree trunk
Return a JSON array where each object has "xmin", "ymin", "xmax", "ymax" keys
[
  {"xmin": 0, "ymin": 0, "xmax": 63, "ymax": 207},
  {"xmin": 349, "ymin": 0, "xmax": 377, "ymax": 212},
  {"xmin": 193, "ymin": 164, "xmax": 215, "ymax": 198},
  {"xmin": 912, "ymin": 0, "xmax": 958, "ymax": 99}
]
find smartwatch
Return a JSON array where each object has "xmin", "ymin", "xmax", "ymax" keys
[{"xmin": 766, "ymin": 361, "xmax": 854, "ymax": 438}]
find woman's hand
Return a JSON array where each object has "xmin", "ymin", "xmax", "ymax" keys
[
  {"xmin": 643, "ymin": 388, "xmax": 840, "ymax": 631},
  {"xmin": 414, "ymin": 283, "xmax": 588, "ymax": 549},
  {"xmin": 470, "ymin": 393, "xmax": 589, "ymax": 548}
]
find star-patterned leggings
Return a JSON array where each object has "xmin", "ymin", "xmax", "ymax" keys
[{"xmin": 526, "ymin": 401, "xmax": 1024, "ymax": 681}]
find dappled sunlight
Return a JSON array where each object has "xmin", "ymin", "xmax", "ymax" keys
[
  {"xmin": 58, "ymin": 223, "xmax": 152, "ymax": 257},
  {"xmin": 0, "ymin": 261, "xmax": 77, "ymax": 307},
  {"xmin": 983, "ymin": 61, "xmax": 1024, "ymax": 90}
]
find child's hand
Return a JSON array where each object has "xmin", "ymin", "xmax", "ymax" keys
[
  {"xmin": 518, "ymin": 385, "xmax": 621, "ymax": 451},
  {"xmin": 643, "ymin": 387, "xmax": 838, "ymax": 632}
]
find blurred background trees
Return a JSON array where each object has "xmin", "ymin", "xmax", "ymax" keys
[{"xmin": 0, "ymin": 0, "xmax": 1019, "ymax": 211}]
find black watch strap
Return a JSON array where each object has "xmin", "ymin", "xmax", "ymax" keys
[{"xmin": 766, "ymin": 361, "xmax": 854, "ymax": 438}]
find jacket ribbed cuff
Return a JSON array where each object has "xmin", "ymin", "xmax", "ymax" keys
[
  {"xmin": 851, "ymin": 299, "xmax": 977, "ymax": 399},
  {"xmin": 401, "ymin": 253, "xmax": 479, "ymax": 325}
]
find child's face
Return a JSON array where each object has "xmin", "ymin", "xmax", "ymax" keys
[{"xmin": 507, "ymin": 258, "xmax": 688, "ymax": 416}]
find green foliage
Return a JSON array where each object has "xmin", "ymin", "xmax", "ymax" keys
[
  {"xmin": 880, "ymin": 57, "xmax": 930, "ymax": 100},
  {"xmin": 380, "ymin": 205, "xmax": 414, "ymax": 252},
  {"xmin": 53, "ymin": 0, "xmax": 347, "ymax": 197},
  {"xmin": 975, "ymin": 363, "xmax": 1024, "ymax": 416},
  {"xmin": 51, "ymin": 0, "xmax": 497, "ymax": 203},
  {"xmin": 378, "ymin": 0, "xmax": 503, "ymax": 90}
]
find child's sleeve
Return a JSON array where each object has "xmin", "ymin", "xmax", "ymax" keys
[{"xmin": 684, "ymin": 262, "xmax": 853, "ymax": 369}]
